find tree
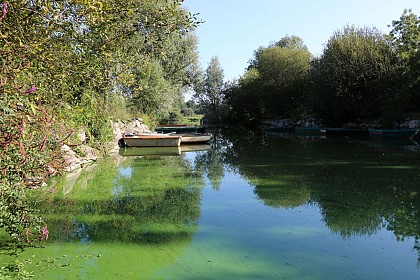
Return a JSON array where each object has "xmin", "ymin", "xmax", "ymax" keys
[
  {"xmin": 193, "ymin": 56, "xmax": 226, "ymax": 120},
  {"xmin": 389, "ymin": 9, "xmax": 420, "ymax": 111},
  {"xmin": 228, "ymin": 35, "xmax": 311, "ymax": 123},
  {"xmin": 254, "ymin": 46, "xmax": 311, "ymax": 118},
  {"xmin": 311, "ymin": 25, "xmax": 399, "ymax": 126},
  {"xmin": 273, "ymin": 34, "xmax": 308, "ymax": 50},
  {"xmin": 224, "ymin": 69, "xmax": 265, "ymax": 125},
  {"xmin": 0, "ymin": 0, "xmax": 201, "ymax": 242}
]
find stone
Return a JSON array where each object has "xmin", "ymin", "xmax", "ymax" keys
[
  {"xmin": 343, "ymin": 122, "xmax": 359, "ymax": 129},
  {"xmin": 359, "ymin": 122, "xmax": 369, "ymax": 129},
  {"xmin": 77, "ymin": 128, "xmax": 86, "ymax": 143},
  {"xmin": 408, "ymin": 120, "xmax": 420, "ymax": 128}
]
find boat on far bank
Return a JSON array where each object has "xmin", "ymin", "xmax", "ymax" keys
[
  {"xmin": 368, "ymin": 128, "xmax": 419, "ymax": 139},
  {"xmin": 322, "ymin": 128, "xmax": 369, "ymax": 138},
  {"xmin": 294, "ymin": 127, "xmax": 325, "ymax": 137}
]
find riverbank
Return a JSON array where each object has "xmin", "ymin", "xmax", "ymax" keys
[
  {"xmin": 62, "ymin": 119, "xmax": 151, "ymax": 172},
  {"xmin": 262, "ymin": 118, "xmax": 420, "ymax": 129}
]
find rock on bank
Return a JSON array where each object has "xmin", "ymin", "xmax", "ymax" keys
[{"xmin": 62, "ymin": 119, "xmax": 151, "ymax": 172}]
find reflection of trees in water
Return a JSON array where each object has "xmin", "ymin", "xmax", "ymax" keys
[
  {"xmin": 194, "ymin": 130, "xmax": 227, "ymax": 190},
  {"xmin": 41, "ymin": 156, "xmax": 204, "ymax": 244},
  {"xmin": 218, "ymin": 129, "xmax": 420, "ymax": 261},
  {"xmin": 220, "ymin": 128, "xmax": 311, "ymax": 208}
]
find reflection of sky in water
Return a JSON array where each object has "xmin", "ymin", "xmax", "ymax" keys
[
  {"xmin": 118, "ymin": 167, "xmax": 133, "ymax": 178},
  {"xmin": 111, "ymin": 185, "xmax": 124, "ymax": 197},
  {"xmin": 71, "ymin": 221, "xmax": 92, "ymax": 244},
  {"xmin": 112, "ymin": 167, "xmax": 133, "ymax": 197}
]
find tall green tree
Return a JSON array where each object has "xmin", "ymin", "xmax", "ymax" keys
[
  {"xmin": 311, "ymin": 25, "xmax": 399, "ymax": 126},
  {"xmin": 227, "ymin": 35, "xmax": 311, "ymax": 123},
  {"xmin": 254, "ymin": 45, "xmax": 311, "ymax": 118},
  {"xmin": 194, "ymin": 56, "xmax": 226, "ymax": 120},
  {"xmin": 389, "ymin": 9, "xmax": 420, "ymax": 111},
  {"xmin": 273, "ymin": 34, "xmax": 308, "ymax": 50},
  {"xmin": 225, "ymin": 69, "xmax": 265, "ymax": 125}
]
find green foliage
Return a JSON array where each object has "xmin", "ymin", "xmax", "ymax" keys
[
  {"xmin": 255, "ymin": 46, "xmax": 311, "ymax": 118},
  {"xmin": 193, "ymin": 56, "xmax": 227, "ymax": 120},
  {"xmin": 1, "ymin": 0, "xmax": 201, "ymax": 242},
  {"xmin": 161, "ymin": 32, "xmax": 201, "ymax": 88},
  {"xmin": 225, "ymin": 69, "xmax": 265, "ymax": 125},
  {"xmin": 311, "ymin": 25, "xmax": 399, "ymax": 125},
  {"xmin": 225, "ymin": 15, "xmax": 420, "ymax": 127},
  {"xmin": 389, "ymin": 9, "xmax": 420, "ymax": 111},
  {"xmin": 226, "ymin": 35, "xmax": 311, "ymax": 123},
  {"xmin": 130, "ymin": 58, "xmax": 179, "ymax": 119},
  {"xmin": 273, "ymin": 34, "xmax": 308, "ymax": 50},
  {"xmin": 182, "ymin": 115, "xmax": 203, "ymax": 126},
  {"xmin": 0, "ymin": 26, "xmax": 69, "ymax": 242},
  {"xmin": 159, "ymin": 111, "xmax": 184, "ymax": 124},
  {"xmin": 0, "ymin": 258, "xmax": 34, "ymax": 279}
]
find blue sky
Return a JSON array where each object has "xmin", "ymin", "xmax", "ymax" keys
[{"xmin": 183, "ymin": 0, "xmax": 420, "ymax": 81}]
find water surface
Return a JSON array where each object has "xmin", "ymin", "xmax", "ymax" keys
[{"xmin": 2, "ymin": 131, "xmax": 420, "ymax": 279}]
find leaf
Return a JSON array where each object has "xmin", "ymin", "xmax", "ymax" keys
[{"xmin": 29, "ymin": 103, "xmax": 37, "ymax": 115}]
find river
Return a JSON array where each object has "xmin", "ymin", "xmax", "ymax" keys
[{"xmin": 2, "ymin": 129, "xmax": 420, "ymax": 279}]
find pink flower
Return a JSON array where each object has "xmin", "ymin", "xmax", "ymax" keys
[
  {"xmin": 0, "ymin": 3, "xmax": 7, "ymax": 21},
  {"xmin": 41, "ymin": 226, "xmax": 49, "ymax": 240},
  {"xmin": 19, "ymin": 127, "xmax": 23, "ymax": 132},
  {"xmin": 26, "ymin": 85, "xmax": 36, "ymax": 93},
  {"xmin": 50, "ymin": 187, "xmax": 55, "ymax": 194}
]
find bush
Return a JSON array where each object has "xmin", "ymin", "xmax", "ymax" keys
[
  {"xmin": 159, "ymin": 111, "xmax": 184, "ymax": 124},
  {"xmin": 181, "ymin": 108, "xmax": 194, "ymax": 116}
]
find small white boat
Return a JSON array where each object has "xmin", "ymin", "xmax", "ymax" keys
[
  {"xmin": 122, "ymin": 134, "xmax": 182, "ymax": 147},
  {"xmin": 180, "ymin": 133, "xmax": 212, "ymax": 143}
]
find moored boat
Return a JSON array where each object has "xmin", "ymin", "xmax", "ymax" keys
[
  {"xmin": 368, "ymin": 128, "xmax": 419, "ymax": 139},
  {"xmin": 324, "ymin": 128, "xmax": 369, "ymax": 138},
  {"xmin": 122, "ymin": 134, "xmax": 182, "ymax": 147},
  {"xmin": 179, "ymin": 133, "xmax": 212, "ymax": 143},
  {"xmin": 295, "ymin": 127, "xmax": 324, "ymax": 136},
  {"xmin": 262, "ymin": 127, "xmax": 295, "ymax": 133},
  {"xmin": 155, "ymin": 124, "xmax": 206, "ymax": 133}
]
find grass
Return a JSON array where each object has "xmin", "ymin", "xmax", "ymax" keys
[{"xmin": 182, "ymin": 115, "xmax": 204, "ymax": 126}]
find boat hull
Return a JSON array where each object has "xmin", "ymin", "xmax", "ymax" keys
[
  {"xmin": 123, "ymin": 135, "xmax": 181, "ymax": 147},
  {"xmin": 155, "ymin": 125, "xmax": 206, "ymax": 133},
  {"xmin": 180, "ymin": 133, "xmax": 212, "ymax": 143},
  {"xmin": 368, "ymin": 128, "xmax": 419, "ymax": 139},
  {"xmin": 295, "ymin": 127, "xmax": 324, "ymax": 136},
  {"xmin": 324, "ymin": 128, "xmax": 369, "ymax": 138}
]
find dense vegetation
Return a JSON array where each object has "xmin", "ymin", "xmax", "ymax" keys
[
  {"xmin": 0, "ymin": 0, "xmax": 200, "ymax": 243},
  {"xmin": 209, "ymin": 11, "xmax": 420, "ymax": 127}
]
